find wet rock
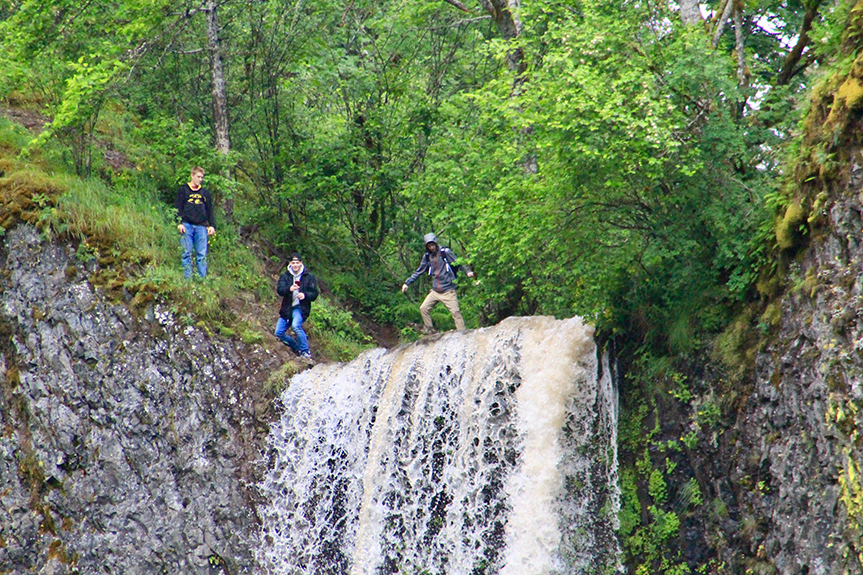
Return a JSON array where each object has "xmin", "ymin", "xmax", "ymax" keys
[{"xmin": 0, "ymin": 225, "xmax": 281, "ymax": 575}]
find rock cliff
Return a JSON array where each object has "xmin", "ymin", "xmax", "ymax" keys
[
  {"xmin": 719, "ymin": 17, "xmax": 863, "ymax": 573},
  {"xmin": 644, "ymin": 10, "xmax": 863, "ymax": 572},
  {"xmin": 0, "ymin": 224, "xmax": 282, "ymax": 574}
]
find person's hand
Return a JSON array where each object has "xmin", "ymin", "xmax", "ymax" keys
[
  {"xmin": 207, "ymin": 226, "xmax": 215, "ymax": 236},
  {"xmin": 289, "ymin": 283, "xmax": 300, "ymax": 292},
  {"xmin": 467, "ymin": 271, "xmax": 474, "ymax": 278},
  {"xmin": 402, "ymin": 284, "xmax": 409, "ymax": 294},
  {"xmin": 177, "ymin": 224, "xmax": 185, "ymax": 234},
  {"xmin": 297, "ymin": 292, "xmax": 305, "ymax": 300}
]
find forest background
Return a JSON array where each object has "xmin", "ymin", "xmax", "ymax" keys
[{"xmin": 0, "ymin": 0, "xmax": 854, "ymax": 571}]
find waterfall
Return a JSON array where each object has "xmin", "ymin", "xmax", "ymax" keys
[{"xmin": 257, "ymin": 316, "xmax": 620, "ymax": 575}]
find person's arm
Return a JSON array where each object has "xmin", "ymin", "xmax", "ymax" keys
[
  {"xmin": 302, "ymin": 274, "xmax": 319, "ymax": 302},
  {"xmin": 277, "ymin": 273, "xmax": 292, "ymax": 297},
  {"xmin": 402, "ymin": 255, "xmax": 429, "ymax": 292},
  {"xmin": 443, "ymin": 248, "xmax": 474, "ymax": 277},
  {"xmin": 204, "ymin": 189, "xmax": 216, "ymax": 235}
]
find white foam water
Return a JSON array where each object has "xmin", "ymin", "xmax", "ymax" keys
[{"xmin": 257, "ymin": 316, "xmax": 620, "ymax": 575}]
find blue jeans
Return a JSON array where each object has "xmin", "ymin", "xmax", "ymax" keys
[
  {"xmin": 275, "ymin": 306, "xmax": 309, "ymax": 354},
  {"xmin": 181, "ymin": 224, "xmax": 208, "ymax": 279}
]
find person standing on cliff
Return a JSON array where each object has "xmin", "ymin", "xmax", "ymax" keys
[
  {"xmin": 174, "ymin": 166, "xmax": 216, "ymax": 280},
  {"xmin": 402, "ymin": 233, "xmax": 474, "ymax": 333},
  {"xmin": 276, "ymin": 253, "xmax": 319, "ymax": 364}
]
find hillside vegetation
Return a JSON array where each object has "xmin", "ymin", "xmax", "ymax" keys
[
  {"xmin": 2, "ymin": 0, "xmax": 859, "ymax": 571},
  {"xmin": 0, "ymin": 120, "xmax": 374, "ymax": 365}
]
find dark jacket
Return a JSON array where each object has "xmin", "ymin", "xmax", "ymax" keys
[
  {"xmin": 174, "ymin": 184, "xmax": 216, "ymax": 228},
  {"xmin": 277, "ymin": 268, "xmax": 319, "ymax": 320},
  {"xmin": 404, "ymin": 247, "xmax": 468, "ymax": 293}
]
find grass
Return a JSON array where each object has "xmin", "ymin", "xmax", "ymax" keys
[
  {"xmin": 306, "ymin": 296, "xmax": 375, "ymax": 361},
  {"xmin": 0, "ymin": 119, "xmax": 375, "ymax": 363},
  {"xmin": 40, "ymin": 173, "xmax": 272, "ymax": 328}
]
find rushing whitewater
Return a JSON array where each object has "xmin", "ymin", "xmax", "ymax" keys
[{"xmin": 257, "ymin": 316, "xmax": 620, "ymax": 575}]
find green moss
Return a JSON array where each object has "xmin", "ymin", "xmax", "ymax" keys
[
  {"xmin": 828, "ymin": 76, "xmax": 863, "ymax": 123},
  {"xmin": 241, "ymin": 329, "xmax": 264, "ymax": 345},
  {"xmin": 838, "ymin": 452, "xmax": 863, "ymax": 532},
  {"xmin": 807, "ymin": 191, "xmax": 830, "ymax": 228},
  {"xmin": 0, "ymin": 167, "xmax": 63, "ymax": 230},
  {"xmin": 712, "ymin": 307, "xmax": 759, "ymax": 378},
  {"xmin": 775, "ymin": 200, "xmax": 807, "ymax": 250},
  {"xmin": 759, "ymin": 301, "xmax": 782, "ymax": 327},
  {"xmin": 218, "ymin": 325, "xmax": 237, "ymax": 338},
  {"xmin": 264, "ymin": 361, "xmax": 299, "ymax": 396},
  {"xmin": 800, "ymin": 268, "xmax": 819, "ymax": 298},
  {"xmin": 37, "ymin": 505, "xmax": 57, "ymax": 535},
  {"xmin": 755, "ymin": 270, "xmax": 782, "ymax": 298}
]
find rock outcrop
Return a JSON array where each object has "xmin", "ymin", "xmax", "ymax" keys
[
  {"xmin": 728, "ymin": 166, "xmax": 863, "ymax": 573},
  {"xmin": 0, "ymin": 225, "xmax": 282, "ymax": 574},
  {"xmin": 664, "ymin": 13, "xmax": 863, "ymax": 572}
]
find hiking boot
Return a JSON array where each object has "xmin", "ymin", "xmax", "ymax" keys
[
  {"xmin": 419, "ymin": 325, "xmax": 437, "ymax": 335},
  {"xmin": 299, "ymin": 351, "xmax": 315, "ymax": 365}
]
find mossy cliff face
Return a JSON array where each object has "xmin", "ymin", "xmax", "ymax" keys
[
  {"xmin": 716, "ymin": 4, "xmax": 863, "ymax": 571},
  {"xmin": 619, "ymin": 6, "xmax": 863, "ymax": 573},
  {"xmin": 0, "ymin": 225, "xmax": 283, "ymax": 574}
]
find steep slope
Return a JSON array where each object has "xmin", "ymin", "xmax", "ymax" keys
[
  {"xmin": 738, "ymin": 7, "xmax": 863, "ymax": 571},
  {"xmin": 698, "ymin": 6, "xmax": 863, "ymax": 572},
  {"xmin": 616, "ymin": 7, "xmax": 863, "ymax": 573},
  {"xmin": 0, "ymin": 224, "xmax": 283, "ymax": 574}
]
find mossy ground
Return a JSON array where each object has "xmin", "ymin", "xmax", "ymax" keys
[{"xmin": 0, "ymin": 116, "xmax": 376, "ymax": 369}]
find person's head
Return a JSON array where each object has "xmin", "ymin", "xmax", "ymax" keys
[
  {"xmin": 190, "ymin": 167, "xmax": 204, "ymax": 188},
  {"xmin": 423, "ymin": 232, "xmax": 438, "ymax": 253},
  {"xmin": 289, "ymin": 252, "xmax": 303, "ymax": 273}
]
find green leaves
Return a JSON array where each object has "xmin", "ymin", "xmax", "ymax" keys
[{"xmin": 0, "ymin": 0, "xmax": 829, "ymax": 349}]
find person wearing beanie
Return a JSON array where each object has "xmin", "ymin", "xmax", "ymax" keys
[{"xmin": 275, "ymin": 252, "xmax": 319, "ymax": 363}]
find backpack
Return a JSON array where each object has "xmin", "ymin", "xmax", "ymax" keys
[
  {"xmin": 423, "ymin": 247, "xmax": 459, "ymax": 279},
  {"xmin": 441, "ymin": 248, "xmax": 458, "ymax": 279}
]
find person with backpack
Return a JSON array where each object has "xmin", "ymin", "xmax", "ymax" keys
[
  {"xmin": 276, "ymin": 253, "xmax": 319, "ymax": 363},
  {"xmin": 401, "ymin": 233, "xmax": 474, "ymax": 333}
]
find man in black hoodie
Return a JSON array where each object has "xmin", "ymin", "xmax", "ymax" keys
[
  {"xmin": 275, "ymin": 253, "xmax": 319, "ymax": 363},
  {"xmin": 174, "ymin": 167, "xmax": 216, "ymax": 279}
]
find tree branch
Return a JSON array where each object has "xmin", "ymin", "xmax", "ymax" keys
[
  {"xmin": 734, "ymin": 4, "xmax": 748, "ymax": 88},
  {"xmin": 441, "ymin": 0, "xmax": 471, "ymax": 13},
  {"xmin": 776, "ymin": 3, "xmax": 819, "ymax": 85},
  {"xmin": 711, "ymin": 0, "xmax": 734, "ymax": 48}
]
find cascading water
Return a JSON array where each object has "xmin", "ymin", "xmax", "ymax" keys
[{"xmin": 257, "ymin": 316, "xmax": 621, "ymax": 575}]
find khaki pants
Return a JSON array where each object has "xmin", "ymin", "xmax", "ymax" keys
[{"xmin": 420, "ymin": 289, "xmax": 465, "ymax": 331}]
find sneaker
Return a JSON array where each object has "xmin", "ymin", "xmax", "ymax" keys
[{"xmin": 299, "ymin": 351, "xmax": 315, "ymax": 364}]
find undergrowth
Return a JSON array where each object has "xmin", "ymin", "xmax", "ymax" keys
[{"xmin": 0, "ymin": 118, "xmax": 373, "ymax": 363}]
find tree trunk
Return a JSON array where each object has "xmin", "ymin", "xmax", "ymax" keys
[
  {"xmin": 679, "ymin": 0, "xmax": 702, "ymax": 26},
  {"xmin": 733, "ymin": 5, "xmax": 747, "ymax": 88},
  {"xmin": 475, "ymin": 0, "xmax": 534, "ymax": 172},
  {"xmin": 477, "ymin": 0, "xmax": 525, "ymax": 73},
  {"xmin": 206, "ymin": 0, "xmax": 231, "ymax": 160},
  {"xmin": 205, "ymin": 0, "xmax": 233, "ymax": 220}
]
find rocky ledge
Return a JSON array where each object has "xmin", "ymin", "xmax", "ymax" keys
[{"xmin": 0, "ymin": 225, "xmax": 281, "ymax": 575}]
